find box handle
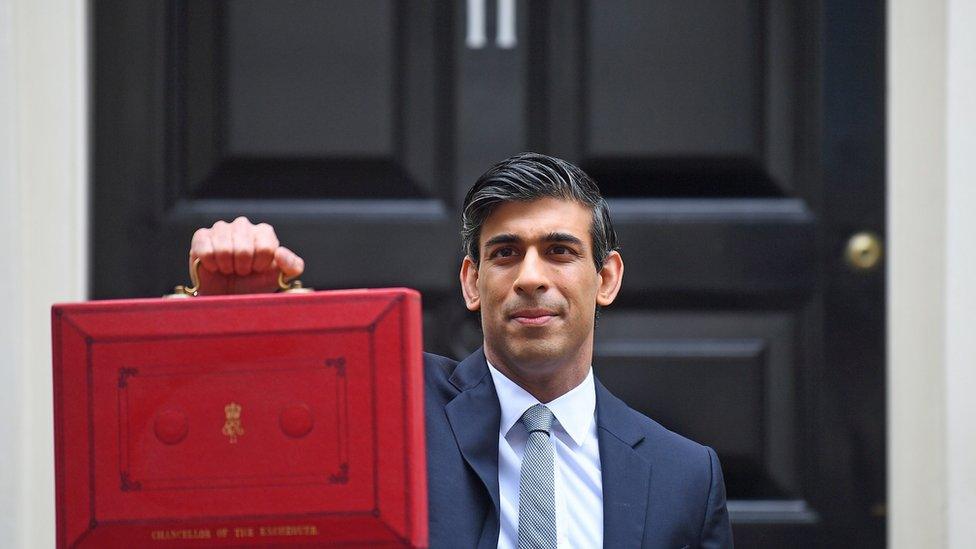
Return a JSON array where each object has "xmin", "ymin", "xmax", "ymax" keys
[{"xmin": 165, "ymin": 258, "xmax": 312, "ymax": 298}]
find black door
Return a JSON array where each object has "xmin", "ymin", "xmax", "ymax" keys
[{"xmin": 93, "ymin": 1, "xmax": 885, "ymax": 546}]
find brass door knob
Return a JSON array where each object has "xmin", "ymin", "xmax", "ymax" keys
[{"xmin": 845, "ymin": 232, "xmax": 883, "ymax": 271}]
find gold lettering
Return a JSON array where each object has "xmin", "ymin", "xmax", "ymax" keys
[
  {"xmin": 258, "ymin": 525, "xmax": 320, "ymax": 537},
  {"xmin": 149, "ymin": 529, "xmax": 211, "ymax": 540},
  {"xmin": 150, "ymin": 525, "xmax": 319, "ymax": 541}
]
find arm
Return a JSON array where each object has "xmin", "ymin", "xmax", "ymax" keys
[
  {"xmin": 700, "ymin": 447, "xmax": 734, "ymax": 548},
  {"xmin": 189, "ymin": 216, "xmax": 305, "ymax": 295}
]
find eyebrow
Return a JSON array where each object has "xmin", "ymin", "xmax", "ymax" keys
[{"xmin": 483, "ymin": 232, "xmax": 584, "ymax": 249}]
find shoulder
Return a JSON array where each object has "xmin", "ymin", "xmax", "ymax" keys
[
  {"xmin": 422, "ymin": 352, "xmax": 461, "ymax": 402},
  {"xmin": 639, "ymin": 411, "xmax": 721, "ymax": 487},
  {"xmin": 596, "ymin": 381, "xmax": 731, "ymax": 544},
  {"xmin": 637, "ymin": 407, "xmax": 714, "ymax": 462},
  {"xmin": 422, "ymin": 352, "xmax": 458, "ymax": 381},
  {"xmin": 624, "ymin": 407, "xmax": 733, "ymax": 547},
  {"xmin": 597, "ymin": 381, "xmax": 720, "ymax": 479}
]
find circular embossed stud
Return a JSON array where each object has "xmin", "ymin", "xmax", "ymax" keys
[
  {"xmin": 153, "ymin": 409, "xmax": 188, "ymax": 445},
  {"xmin": 279, "ymin": 403, "xmax": 314, "ymax": 438}
]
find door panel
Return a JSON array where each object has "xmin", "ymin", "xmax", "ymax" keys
[
  {"xmin": 536, "ymin": 1, "xmax": 804, "ymax": 199},
  {"xmin": 586, "ymin": 1, "xmax": 763, "ymax": 158},
  {"xmin": 181, "ymin": 0, "xmax": 448, "ymax": 200},
  {"xmin": 223, "ymin": 2, "xmax": 396, "ymax": 158}
]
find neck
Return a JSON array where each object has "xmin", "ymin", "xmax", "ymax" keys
[{"xmin": 484, "ymin": 344, "xmax": 592, "ymax": 403}]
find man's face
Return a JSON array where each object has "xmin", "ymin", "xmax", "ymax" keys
[{"xmin": 460, "ymin": 197, "xmax": 622, "ymax": 380}]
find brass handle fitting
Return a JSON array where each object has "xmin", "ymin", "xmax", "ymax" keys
[{"xmin": 164, "ymin": 258, "xmax": 311, "ymax": 298}]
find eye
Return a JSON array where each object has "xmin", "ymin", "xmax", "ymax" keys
[
  {"xmin": 549, "ymin": 245, "xmax": 579, "ymax": 258},
  {"xmin": 489, "ymin": 247, "xmax": 518, "ymax": 259}
]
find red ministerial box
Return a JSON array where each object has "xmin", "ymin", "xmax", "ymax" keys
[{"xmin": 52, "ymin": 288, "xmax": 427, "ymax": 548}]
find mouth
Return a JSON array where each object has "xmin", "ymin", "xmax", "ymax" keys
[{"xmin": 510, "ymin": 308, "xmax": 559, "ymax": 326}]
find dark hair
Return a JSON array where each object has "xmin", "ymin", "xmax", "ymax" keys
[{"xmin": 461, "ymin": 152, "xmax": 618, "ymax": 271}]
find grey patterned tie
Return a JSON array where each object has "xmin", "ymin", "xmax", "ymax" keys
[{"xmin": 517, "ymin": 404, "xmax": 557, "ymax": 549}]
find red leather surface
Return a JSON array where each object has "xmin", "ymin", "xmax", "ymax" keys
[{"xmin": 52, "ymin": 289, "xmax": 427, "ymax": 548}]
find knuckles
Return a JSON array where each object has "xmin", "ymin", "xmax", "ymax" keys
[{"xmin": 195, "ymin": 218, "xmax": 284, "ymax": 273}]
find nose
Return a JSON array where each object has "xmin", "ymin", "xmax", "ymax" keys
[{"xmin": 513, "ymin": 248, "xmax": 549, "ymax": 295}]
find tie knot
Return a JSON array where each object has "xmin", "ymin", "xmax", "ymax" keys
[{"xmin": 520, "ymin": 404, "xmax": 554, "ymax": 434}]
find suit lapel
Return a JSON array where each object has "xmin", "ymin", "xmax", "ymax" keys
[
  {"xmin": 443, "ymin": 348, "xmax": 501, "ymax": 548},
  {"xmin": 596, "ymin": 379, "xmax": 651, "ymax": 548}
]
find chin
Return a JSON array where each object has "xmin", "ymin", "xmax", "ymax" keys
[{"xmin": 501, "ymin": 339, "xmax": 567, "ymax": 369}]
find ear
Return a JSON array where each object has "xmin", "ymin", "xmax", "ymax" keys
[
  {"xmin": 596, "ymin": 251, "xmax": 624, "ymax": 307},
  {"xmin": 459, "ymin": 255, "xmax": 481, "ymax": 311}
]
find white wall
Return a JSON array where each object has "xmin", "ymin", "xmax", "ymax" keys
[
  {"xmin": 0, "ymin": 0, "xmax": 88, "ymax": 547},
  {"xmin": 943, "ymin": 0, "xmax": 976, "ymax": 544},
  {"xmin": 889, "ymin": 0, "xmax": 976, "ymax": 547},
  {"xmin": 887, "ymin": 0, "xmax": 946, "ymax": 545}
]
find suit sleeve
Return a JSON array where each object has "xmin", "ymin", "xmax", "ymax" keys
[{"xmin": 699, "ymin": 446, "xmax": 734, "ymax": 548}]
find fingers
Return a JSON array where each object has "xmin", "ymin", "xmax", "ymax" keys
[
  {"xmin": 210, "ymin": 220, "xmax": 235, "ymax": 275},
  {"xmin": 252, "ymin": 223, "xmax": 280, "ymax": 273},
  {"xmin": 231, "ymin": 217, "xmax": 254, "ymax": 276},
  {"xmin": 190, "ymin": 228, "xmax": 218, "ymax": 273},
  {"xmin": 275, "ymin": 246, "xmax": 305, "ymax": 278},
  {"xmin": 192, "ymin": 217, "xmax": 249, "ymax": 275},
  {"xmin": 191, "ymin": 216, "xmax": 298, "ymax": 282}
]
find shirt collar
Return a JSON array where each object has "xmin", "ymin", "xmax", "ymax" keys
[{"xmin": 486, "ymin": 359, "xmax": 596, "ymax": 447}]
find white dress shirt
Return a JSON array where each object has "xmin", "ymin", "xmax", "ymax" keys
[{"xmin": 487, "ymin": 362, "xmax": 604, "ymax": 549}]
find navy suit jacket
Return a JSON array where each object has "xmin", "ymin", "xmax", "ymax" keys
[{"xmin": 424, "ymin": 349, "xmax": 733, "ymax": 548}]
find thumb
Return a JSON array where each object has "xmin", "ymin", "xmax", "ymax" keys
[{"xmin": 275, "ymin": 246, "xmax": 305, "ymax": 279}]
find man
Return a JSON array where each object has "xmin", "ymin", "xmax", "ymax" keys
[{"xmin": 190, "ymin": 153, "xmax": 733, "ymax": 548}]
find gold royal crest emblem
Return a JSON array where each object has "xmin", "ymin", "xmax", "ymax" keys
[{"xmin": 222, "ymin": 402, "xmax": 244, "ymax": 443}]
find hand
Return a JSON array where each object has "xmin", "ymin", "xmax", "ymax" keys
[{"xmin": 189, "ymin": 216, "xmax": 305, "ymax": 295}]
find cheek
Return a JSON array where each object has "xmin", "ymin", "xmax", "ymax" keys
[
  {"xmin": 479, "ymin": 277, "xmax": 507, "ymax": 310},
  {"xmin": 557, "ymin": 271, "xmax": 601, "ymax": 302}
]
